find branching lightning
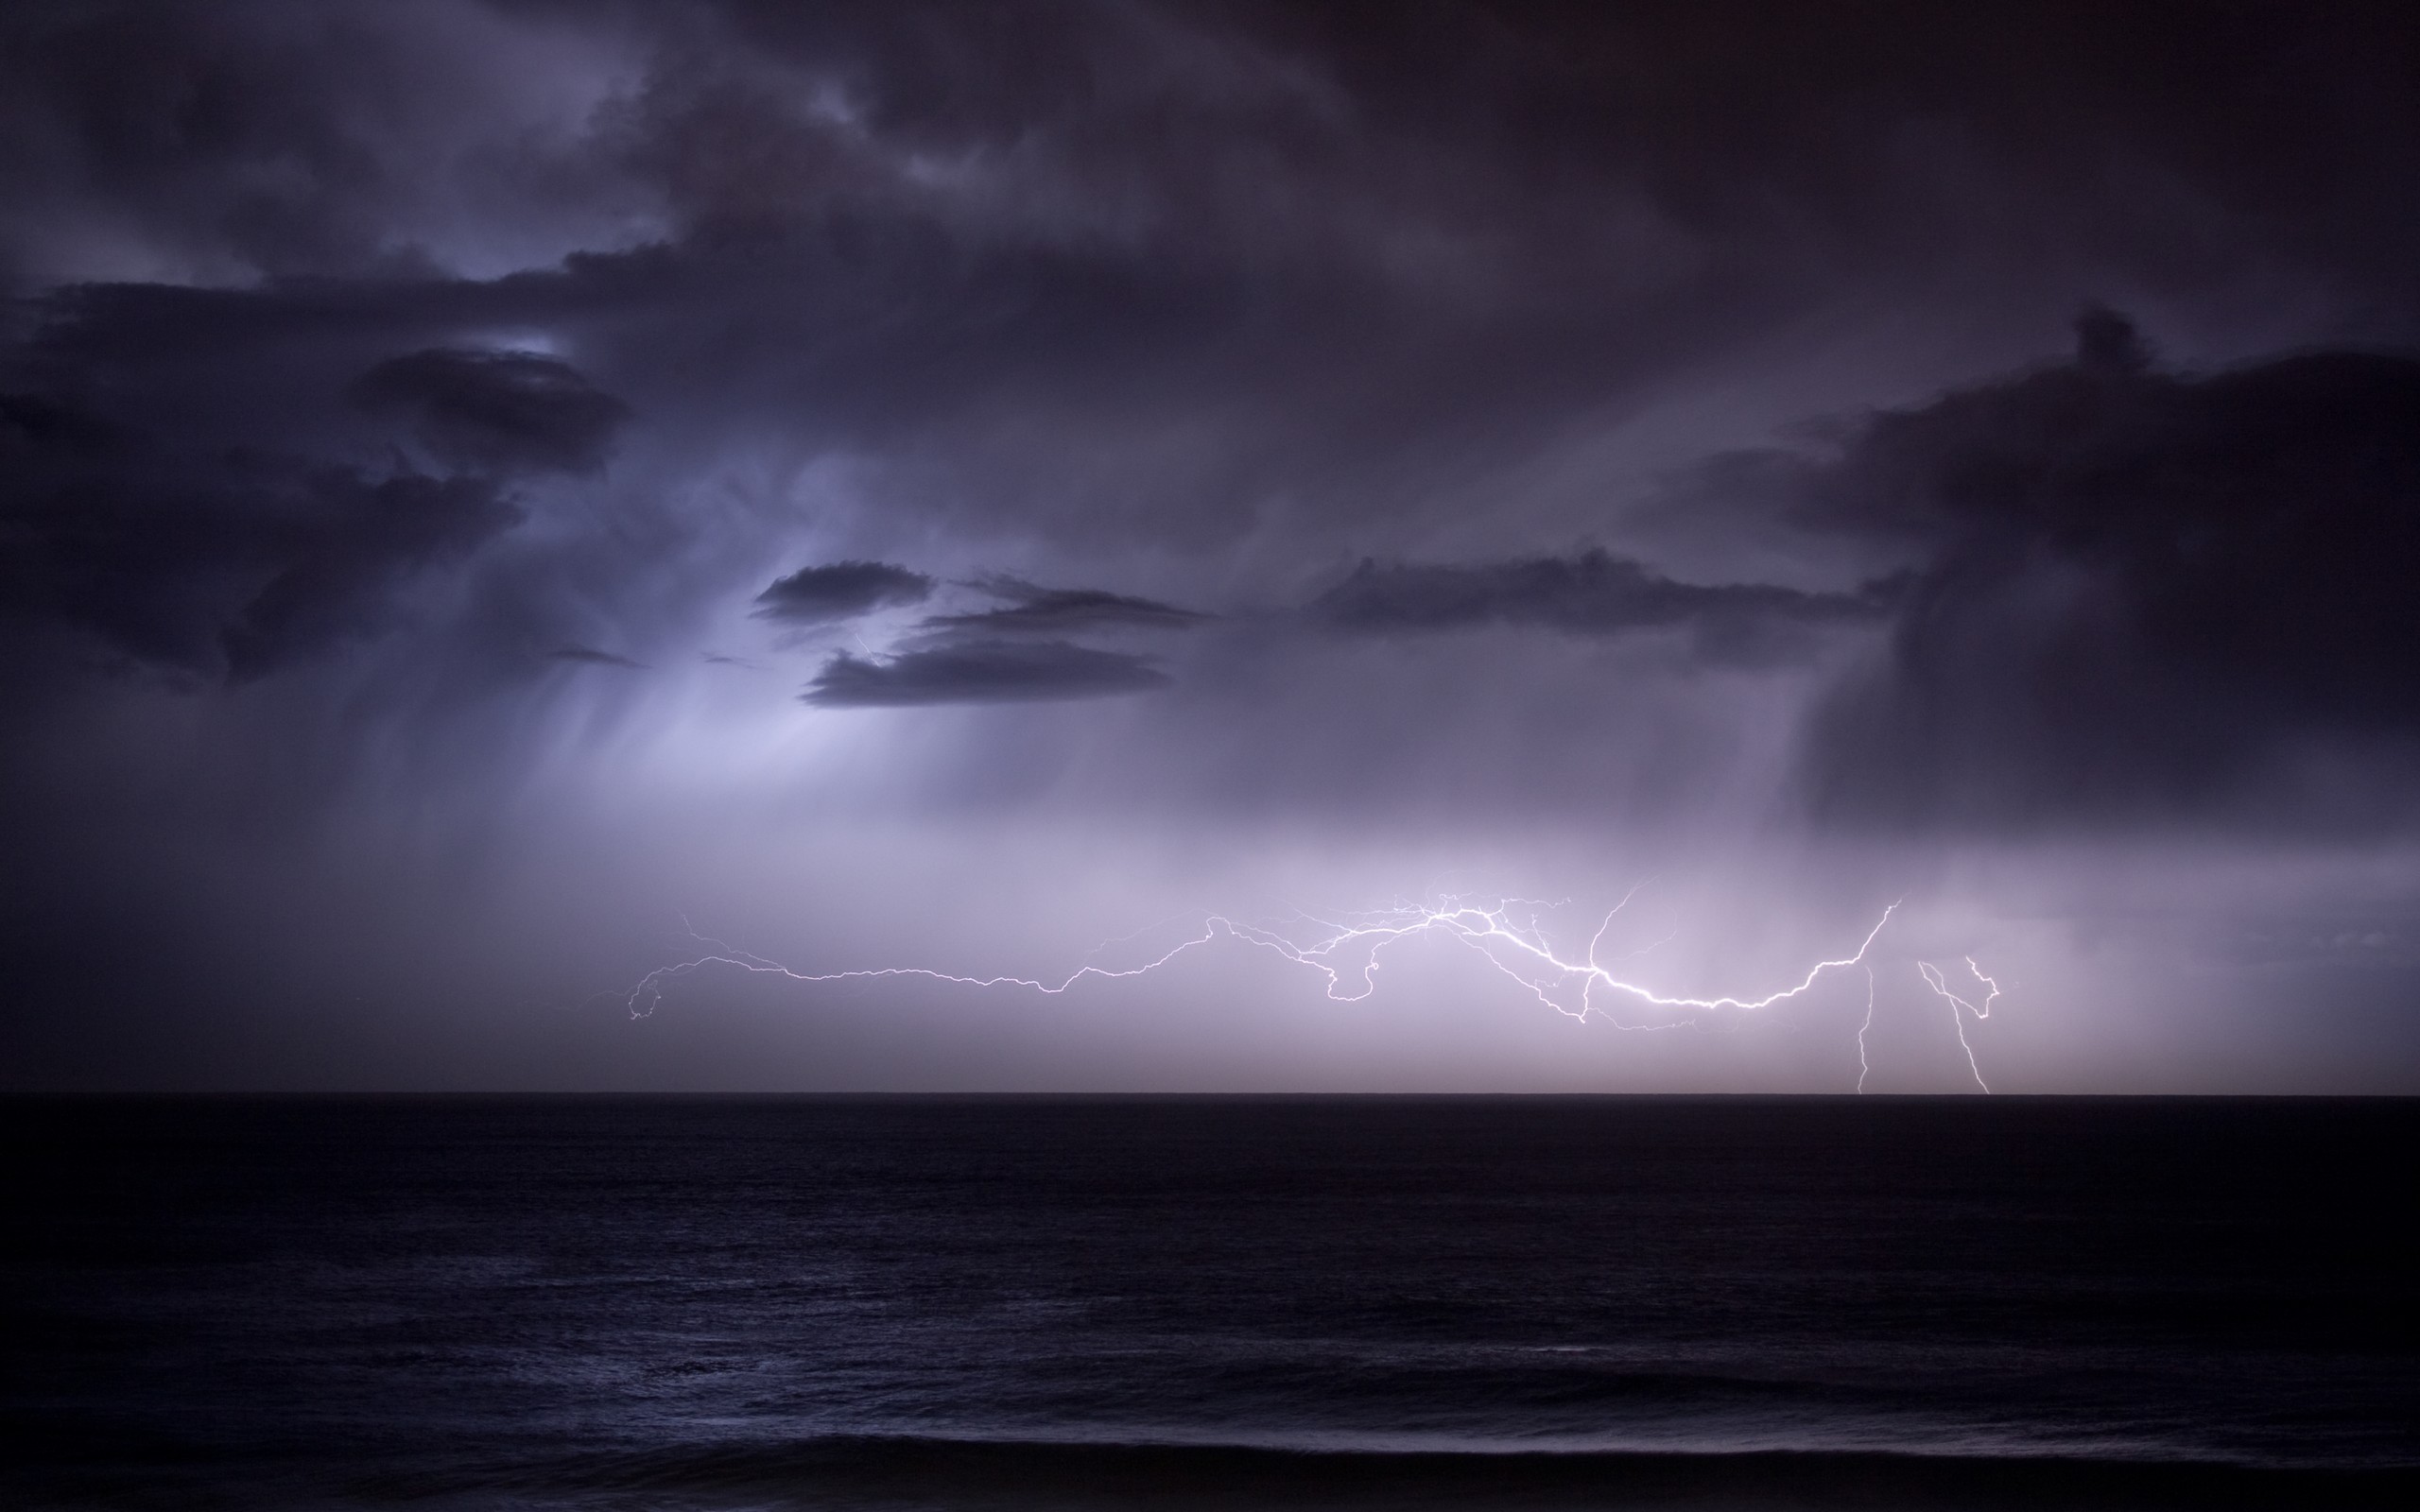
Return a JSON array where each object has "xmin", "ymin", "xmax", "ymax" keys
[
  {"xmin": 623, "ymin": 892, "xmax": 2004, "ymax": 1090},
  {"xmin": 1917, "ymin": 956, "xmax": 2001, "ymax": 1093}
]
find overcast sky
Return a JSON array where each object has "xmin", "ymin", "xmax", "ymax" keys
[{"xmin": 6, "ymin": 0, "xmax": 2419, "ymax": 1091}]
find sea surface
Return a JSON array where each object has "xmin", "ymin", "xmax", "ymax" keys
[{"xmin": 4, "ymin": 1096, "xmax": 2413, "ymax": 1510}]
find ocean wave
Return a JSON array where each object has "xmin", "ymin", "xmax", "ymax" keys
[{"xmin": 428, "ymin": 1434, "xmax": 2420, "ymax": 1511}]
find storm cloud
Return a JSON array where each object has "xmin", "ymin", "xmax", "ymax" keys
[
  {"xmin": 804, "ymin": 639, "xmax": 1169, "ymax": 707},
  {"xmin": 1311, "ymin": 549, "xmax": 1893, "ymax": 659},
  {"xmin": 549, "ymin": 644, "xmax": 647, "ymax": 670},
  {"xmin": 781, "ymin": 576, "xmax": 1202, "ymax": 704},
  {"xmin": 349, "ymin": 349, "xmax": 630, "ymax": 475},
  {"xmin": 1, "ymin": 378, "xmax": 527, "ymax": 679},
  {"xmin": 920, "ymin": 579, "xmax": 1207, "ymax": 638},
  {"xmin": 1783, "ymin": 317, "xmax": 2420, "ymax": 827},
  {"xmin": 4, "ymin": 1, "xmax": 2420, "ymax": 1091},
  {"xmin": 754, "ymin": 560, "xmax": 936, "ymax": 625}
]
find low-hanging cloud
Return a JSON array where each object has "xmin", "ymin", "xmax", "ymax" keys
[
  {"xmin": 753, "ymin": 560, "xmax": 936, "ymax": 625},
  {"xmin": 548, "ymin": 644, "xmax": 647, "ymax": 669},
  {"xmin": 918, "ymin": 577, "xmax": 1208, "ymax": 638},
  {"xmin": 1310, "ymin": 549, "xmax": 1893, "ymax": 659},
  {"xmin": 804, "ymin": 639, "xmax": 1170, "ymax": 707}
]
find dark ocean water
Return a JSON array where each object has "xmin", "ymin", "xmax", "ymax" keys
[{"xmin": 3, "ymin": 1096, "xmax": 2412, "ymax": 1510}]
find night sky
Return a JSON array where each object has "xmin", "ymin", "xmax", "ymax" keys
[{"xmin": 6, "ymin": 0, "xmax": 2420, "ymax": 1091}]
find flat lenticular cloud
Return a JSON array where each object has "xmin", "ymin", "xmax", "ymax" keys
[
  {"xmin": 754, "ymin": 561, "xmax": 937, "ymax": 625},
  {"xmin": 919, "ymin": 579, "xmax": 1209, "ymax": 637},
  {"xmin": 548, "ymin": 645, "xmax": 647, "ymax": 670},
  {"xmin": 804, "ymin": 639, "xmax": 1170, "ymax": 707}
]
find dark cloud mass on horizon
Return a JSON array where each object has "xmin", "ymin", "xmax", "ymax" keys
[{"xmin": 3, "ymin": 0, "xmax": 2419, "ymax": 1091}]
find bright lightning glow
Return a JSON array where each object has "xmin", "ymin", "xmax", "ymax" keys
[
  {"xmin": 625, "ymin": 894, "xmax": 2006, "ymax": 1091},
  {"xmin": 1918, "ymin": 955, "xmax": 2001, "ymax": 1093},
  {"xmin": 1210, "ymin": 897, "xmax": 1903, "ymax": 1028},
  {"xmin": 625, "ymin": 897, "xmax": 1898, "ymax": 1022}
]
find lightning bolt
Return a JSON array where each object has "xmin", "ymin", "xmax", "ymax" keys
[
  {"xmin": 623, "ymin": 895, "xmax": 2015, "ymax": 1089},
  {"xmin": 625, "ymin": 895, "xmax": 1970, "ymax": 1085},
  {"xmin": 1858, "ymin": 965, "xmax": 1877, "ymax": 1094},
  {"xmin": 1203, "ymin": 897, "xmax": 1904, "ymax": 1028},
  {"xmin": 1917, "ymin": 955, "xmax": 2001, "ymax": 1093}
]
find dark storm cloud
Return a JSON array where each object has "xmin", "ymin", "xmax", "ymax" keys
[
  {"xmin": 1, "ymin": 381, "xmax": 523, "ymax": 679},
  {"xmin": 549, "ymin": 645, "xmax": 646, "ymax": 669},
  {"xmin": 9, "ymin": 0, "xmax": 2418, "ymax": 605},
  {"xmin": 349, "ymin": 350, "xmax": 630, "ymax": 475},
  {"xmin": 216, "ymin": 471, "xmax": 524, "ymax": 680},
  {"xmin": 0, "ymin": 257, "xmax": 645, "ymax": 685},
  {"xmin": 1310, "ymin": 549, "xmax": 1892, "ymax": 654},
  {"xmin": 804, "ymin": 639, "xmax": 1168, "ymax": 707},
  {"xmin": 774, "ymin": 575, "xmax": 1200, "ymax": 705},
  {"xmin": 2, "ymin": 2, "xmax": 2412, "ymax": 761},
  {"xmin": 5, "ymin": 0, "xmax": 2420, "ymax": 1094},
  {"xmin": 0, "ymin": 0, "xmax": 657, "ymax": 289},
  {"xmin": 919, "ymin": 578, "xmax": 1207, "ymax": 638},
  {"xmin": 1787, "ymin": 315, "xmax": 2420, "ymax": 826},
  {"xmin": 752, "ymin": 561, "xmax": 934, "ymax": 625}
]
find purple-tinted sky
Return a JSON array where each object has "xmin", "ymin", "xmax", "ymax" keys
[{"xmin": 6, "ymin": 1, "xmax": 2420, "ymax": 1091}]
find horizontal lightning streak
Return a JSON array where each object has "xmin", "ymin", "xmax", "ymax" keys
[
  {"xmin": 624, "ymin": 896, "xmax": 2005, "ymax": 1090},
  {"xmin": 626, "ymin": 897, "xmax": 1903, "ymax": 1035}
]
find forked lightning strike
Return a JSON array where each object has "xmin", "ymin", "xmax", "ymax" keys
[
  {"xmin": 625, "ymin": 895, "xmax": 1998, "ymax": 1089},
  {"xmin": 1918, "ymin": 956, "xmax": 2002, "ymax": 1093}
]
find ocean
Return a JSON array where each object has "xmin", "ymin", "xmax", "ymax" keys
[{"xmin": 4, "ymin": 1096, "xmax": 2412, "ymax": 1509}]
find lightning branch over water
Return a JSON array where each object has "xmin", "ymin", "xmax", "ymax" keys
[
  {"xmin": 1918, "ymin": 956, "xmax": 2002, "ymax": 1093},
  {"xmin": 621, "ymin": 894, "xmax": 2000, "ymax": 1089},
  {"xmin": 1858, "ymin": 965, "xmax": 1878, "ymax": 1094}
]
